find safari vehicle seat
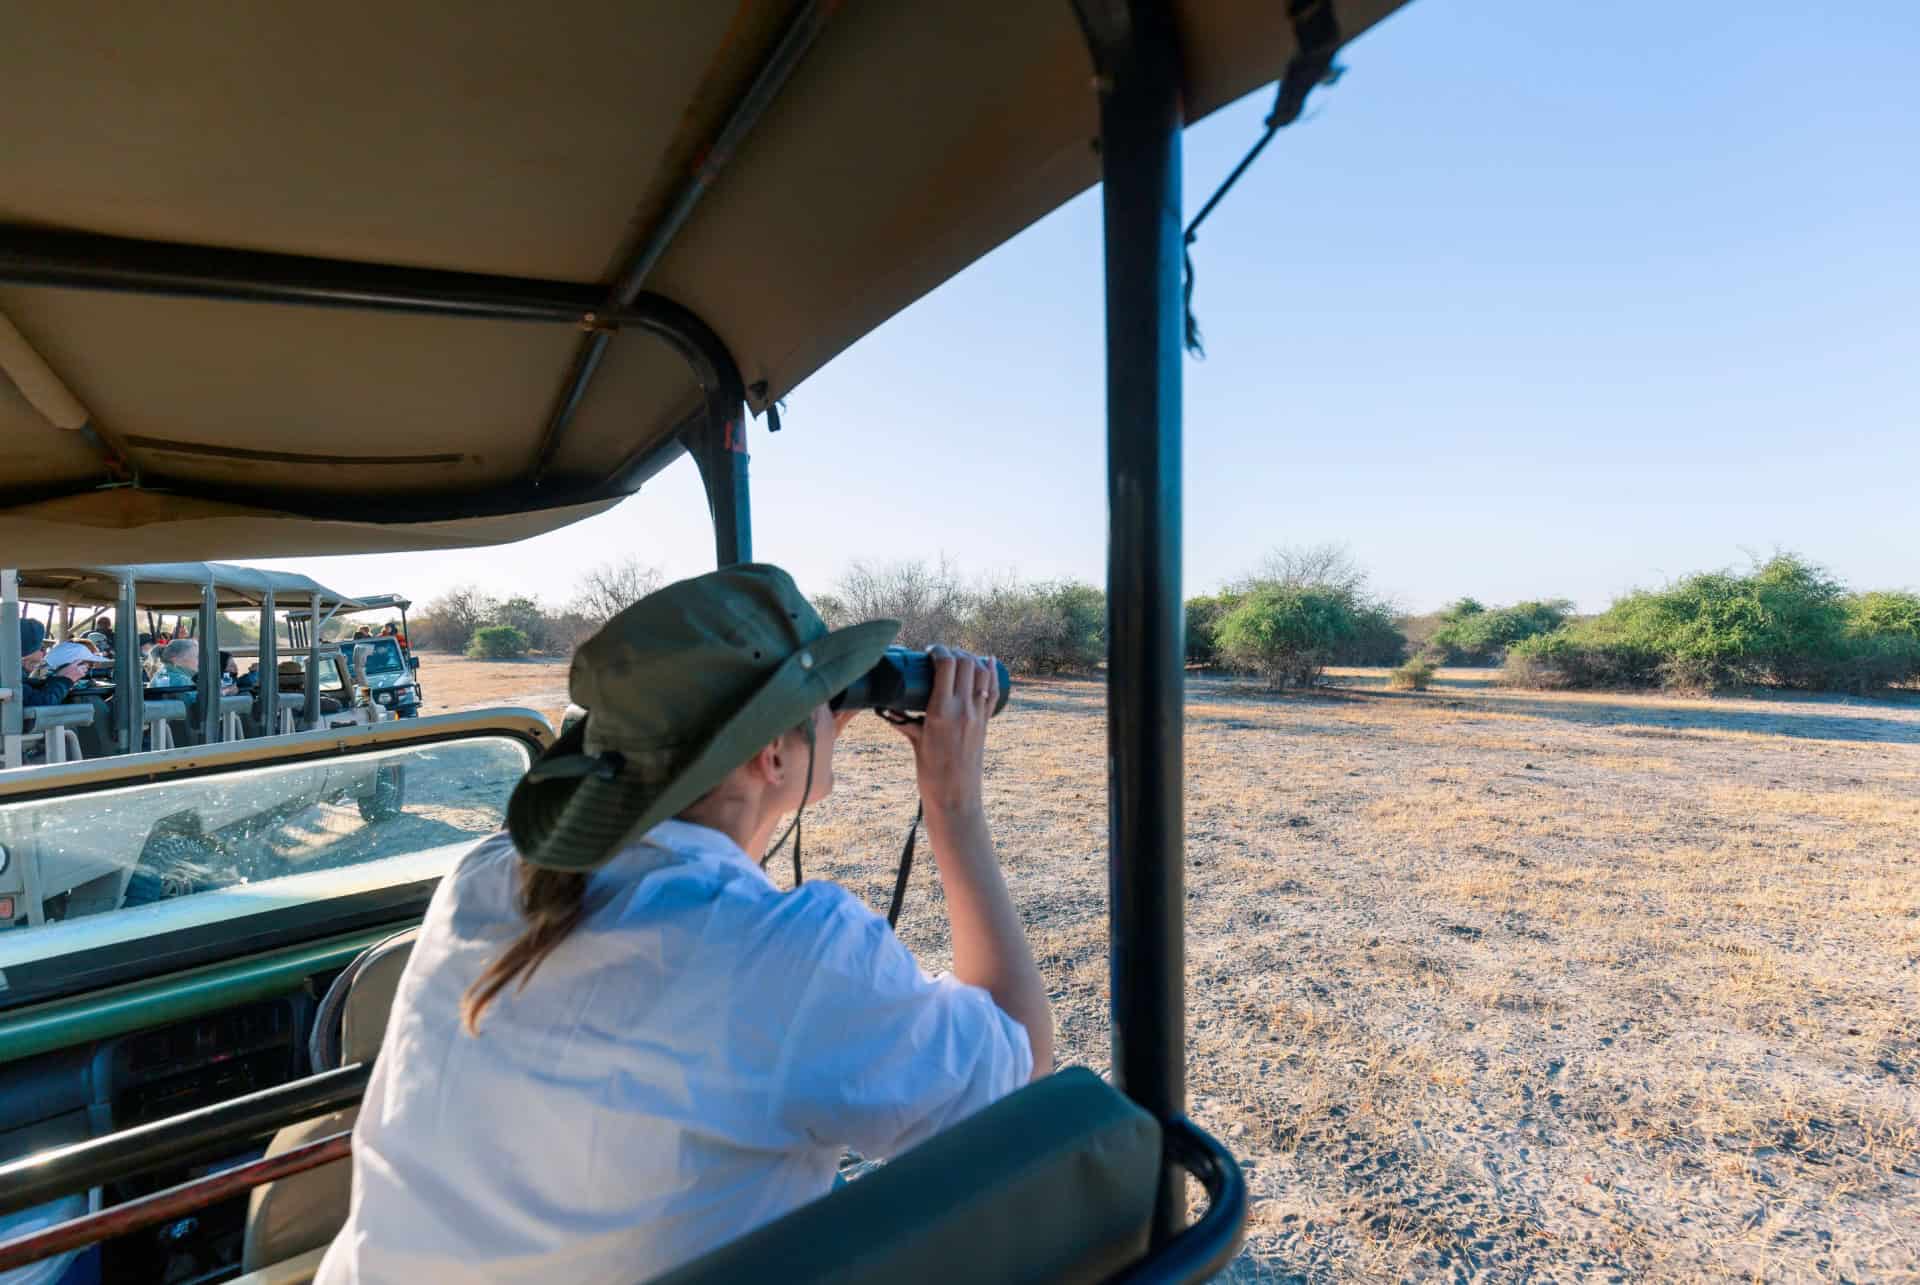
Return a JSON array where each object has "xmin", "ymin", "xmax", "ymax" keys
[
  {"xmin": 242, "ymin": 928, "xmax": 420, "ymax": 1272},
  {"xmin": 654, "ymin": 1067, "xmax": 1160, "ymax": 1284},
  {"xmin": 234, "ymin": 1068, "xmax": 1161, "ymax": 1285}
]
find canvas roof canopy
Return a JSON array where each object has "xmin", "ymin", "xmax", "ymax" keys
[
  {"xmin": 0, "ymin": 0, "xmax": 1406, "ymax": 565},
  {"xmin": 16, "ymin": 564, "xmax": 361, "ymax": 612}
]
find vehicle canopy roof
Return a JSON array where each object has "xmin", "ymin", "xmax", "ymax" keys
[
  {"xmin": 290, "ymin": 593, "xmax": 412, "ymax": 620},
  {"xmin": 14, "ymin": 563, "xmax": 362, "ymax": 612},
  {"xmin": 0, "ymin": 0, "xmax": 1405, "ymax": 563}
]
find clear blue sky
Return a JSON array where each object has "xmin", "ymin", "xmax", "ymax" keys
[{"xmin": 267, "ymin": 0, "xmax": 1920, "ymax": 617}]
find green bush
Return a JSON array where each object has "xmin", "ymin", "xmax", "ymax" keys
[
  {"xmin": 963, "ymin": 580, "xmax": 1105, "ymax": 675},
  {"xmin": 1846, "ymin": 590, "xmax": 1920, "ymax": 640},
  {"xmin": 1215, "ymin": 585, "xmax": 1362, "ymax": 689},
  {"xmin": 1503, "ymin": 633, "xmax": 1661, "ymax": 689},
  {"xmin": 1504, "ymin": 554, "xmax": 1919, "ymax": 693},
  {"xmin": 1836, "ymin": 590, "xmax": 1920, "ymax": 691},
  {"xmin": 1389, "ymin": 658, "xmax": 1435, "ymax": 690},
  {"xmin": 1184, "ymin": 593, "xmax": 1240, "ymax": 667},
  {"xmin": 1336, "ymin": 602, "xmax": 1410, "ymax": 667},
  {"xmin": 1431, "ymin": 597, "xmax": 1572, "ymax": 664},
  {"xmin": 466, "ymin": 625, "xmax": 529, "ymax": 660}
]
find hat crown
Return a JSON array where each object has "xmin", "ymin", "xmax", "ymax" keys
[{"xmin": 573, "ymin": 564, "xmax": 826, "ymax": 756}]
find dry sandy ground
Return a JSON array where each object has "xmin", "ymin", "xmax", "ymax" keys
[
  {"xmin": 420, "ymin": 657, "xmax": 1920, "ymax": 1282},
  {"xmin": 415, "ymin": 652, "xmax": 573, "ymax": 728}
]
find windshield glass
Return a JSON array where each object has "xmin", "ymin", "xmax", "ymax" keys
[
  {"xmin": 270, "ymin": 653, "xmax": 345, "ymax": 692},
  {"xmin": 350, "ymin": 638, "xmax": 409, "ymax": 677},
  {"xmin": 0, "ymin": 734, "xmax": 529, "ymax": 1006}
]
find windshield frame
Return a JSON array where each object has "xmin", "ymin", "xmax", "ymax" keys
[
  {"xmin": 0, "ymin": 710, "xmax": 547, "ymax": 1013},
  {"xmin": 348, "ymin": 636, "xmax": 410, "ymax": 679}
]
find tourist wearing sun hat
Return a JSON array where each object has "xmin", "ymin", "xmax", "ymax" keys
[
  {"xmin": 19, "ymin": 618, "xmax": 91, "ymax": 708},
  {"xmin": 320, "ymin": 563, "xmax": 1052, "ymax": 1284}
]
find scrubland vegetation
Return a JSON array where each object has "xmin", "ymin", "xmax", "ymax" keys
[
  {"xmin": 409, "ymin": 546, "xmax": 1919, "ymax": 698},
  {"xmin": 414, "ymin": 541, "xmax": 1920, "ymax": 1279},
  {"xmin": 1505, "ymin": 555, "xmax": 1920, "ymax": 694}
]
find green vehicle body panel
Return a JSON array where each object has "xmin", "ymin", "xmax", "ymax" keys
[{"xmin": 0, "ymin": 921, "xmax": 413, "ymax": 1066}]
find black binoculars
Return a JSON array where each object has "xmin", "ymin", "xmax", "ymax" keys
[{"xmin": 831, "ymin": 647, "xmax": 1012, "ymax": 717}]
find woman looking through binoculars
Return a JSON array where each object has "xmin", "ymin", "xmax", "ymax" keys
[{"xmin": 318, "ymin": 564, "xmax": 1052, "ymax": 1284}]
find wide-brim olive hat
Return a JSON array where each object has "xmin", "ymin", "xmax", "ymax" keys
[{"xmin": 508, "ymin": 563, "xmax": 897, "ymax": 871}]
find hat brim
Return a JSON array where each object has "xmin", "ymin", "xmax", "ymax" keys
[{"xmin": 508, "ymin": 618, "xmax": 898, "ymax": 871}]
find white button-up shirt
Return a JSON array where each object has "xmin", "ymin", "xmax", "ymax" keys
[{"xmin": 318, "ymin": 820, "xmax": 1031, "ymax": 1283}]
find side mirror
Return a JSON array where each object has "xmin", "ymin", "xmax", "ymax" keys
[{"xmin": 408, "ymin": 656, "xmax": 421, "ymax": 671}]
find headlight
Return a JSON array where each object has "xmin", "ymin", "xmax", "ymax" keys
[{"xmin": 377, "ymin": 691, "xmax": 393, "ymax": 705}]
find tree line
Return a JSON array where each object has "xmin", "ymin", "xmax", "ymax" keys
[
  {"xmin": 410, "ymin": 558, "xmax": 665, "ymax": 658},
  {"xmin": 411, "ymin": 547, "xmax": 1920, "ymax": 696}
]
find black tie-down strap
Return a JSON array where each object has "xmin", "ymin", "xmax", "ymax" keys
[
  {"xmin": 1182, "ymin": 0, "xmax": 1346, "ymax": 356},
  {"xmin": 875, "ymin": 708, "xmax": 927, "ymax": 929},
  {"xmin": 886, "ymin": 801, "xmax": 924, "ymax": 929}
]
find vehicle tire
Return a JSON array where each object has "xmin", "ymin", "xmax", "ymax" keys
[
  {"xmin": 359, "ymin": 764, "xmax": 407, "ymax": 823},
  {"xmin": 123, "ymin": 835, "xmax": 220, "ymax": 907}
]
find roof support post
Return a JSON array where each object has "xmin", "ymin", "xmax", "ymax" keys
[
  {"xmin": 258, "ymin": 591, "xmax": 278, "ymax": 738},
  {"xmin": 682, "ymin": 400, "xmax": 752, "ymax": 567},
  {"xmin": 117, "ymin": 575, "xmax": 141, "ymax": 756},
  {"xmin": 303, "ymin": 593, "xmax": 322, "ymax": 731},
  {"xmin": 197, "ymin": 582, "xmax": 220, "ymax": 744},
  {"xmin": 1080, "ymin": 0, "xmax": 1188, "ymax": 1246},
  {"xmin": 2, "ymin": 570, "xmax": 22, "ymax": 769}
]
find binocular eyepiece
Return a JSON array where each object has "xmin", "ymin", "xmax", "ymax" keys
[{"xmin": 831, "ymin": 647, "xmax": 1012, "ymax": 718}]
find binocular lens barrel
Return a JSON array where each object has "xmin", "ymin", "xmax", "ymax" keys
[{"xmin": 832, "ymin": 647, "xmax": 1012, "ymax": 717}]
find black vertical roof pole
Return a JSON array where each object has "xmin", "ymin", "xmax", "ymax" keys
[
  {"xmin": 681, "ymin": 405, "xmax": 752, "ymax": 567},
  {"xmin": 1078, "ymin": 0, "xmax": 1188, "ymax": 1247}
]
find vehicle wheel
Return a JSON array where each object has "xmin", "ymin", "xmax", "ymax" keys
[
  {"xmin": 359, "ymin": 764, "xmax": 407, "ymax": 823},
  {"xmin": 123, "ymin": 835, "xmax": 220, "ymax": 907}
]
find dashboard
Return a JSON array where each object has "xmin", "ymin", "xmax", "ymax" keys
[{"xmin": 1, "ymin": 974, "xmax": 337, "ymax": 1284}]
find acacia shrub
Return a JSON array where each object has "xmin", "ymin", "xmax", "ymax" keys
[
  {"xmin": 1198, "ymin": 545, "xmax": 1406, "ymax": 683},
  {"xmin": 963, "ymin": 580, "xmax": 1105, "ymax": 674},
  {"xmin": 1430, "ymin": 597, "xmax": 1572, "ymax": 664},
  {"xmin": 1215, "ymin": 584, "xmax": 1363, "ymax": 688},
  {"xmin": 1389, "ymin": 657, "xmax": 1435, "ymax": 690},
  {"xmin": 1335, "ymin": 601, "xmax": 1409, "ymax": 666},
  {"xmin": 1505, "ymin": 555, "xmax": 1919, "ymax": 692},
  {"xmin": 414, "ymin": 585, "xmax": 496, "ymax": 652},
  {"xmin": 1184, "ymin": 593, "xmax": 1240, "ymax": 668},
  {"xmin": 829, "ymin": 559, "xmax": 967, "ymax": 649},
  {"xmin": 466, "ymin": 625, "xmax": 529, "ymax": 660}
]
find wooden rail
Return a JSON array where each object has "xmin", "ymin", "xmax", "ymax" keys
[{"xmin": 0, "ymin": 1128, "xmax": 352, "ymax": 1272}]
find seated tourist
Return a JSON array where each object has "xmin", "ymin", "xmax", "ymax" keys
[
  {"xmin": 19, "ymin": 621, "xmax": 90, "ymax": 707},
  {"xmin": 152, "ymin": 638, "xmax": 201, "ymax": 689}
]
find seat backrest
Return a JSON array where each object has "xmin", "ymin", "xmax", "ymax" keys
[
  {"xmin": 309, "ymin": 928, "xmax": 420, "ymax": 1072},
  {"xmin": 243, "ymin": 929, "xmax": 419, "ymax": 1272},
  {"xmin": 653, "ymin": 1067, "xmax": 1162, "ymax": 1285}
]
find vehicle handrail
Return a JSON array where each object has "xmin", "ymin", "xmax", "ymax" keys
[
  {"xmin": 0, "ymin": 1061, "xmax": 369, "ymax": 1219},
  {"xmin": 1109, "ymin": 1117, "xmax": 1248, "ymax": 1284},
  {"xmin": 0, "ymin": 1127, "xmax": 353, "ymax": 1273},
  {"xmin": 0, "ymin": 1072, "xmax": 1243, "ymax": 1280},
  {"xmin": 21, "ymin": 705, "xmax": 92, "ymax": 727}
]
